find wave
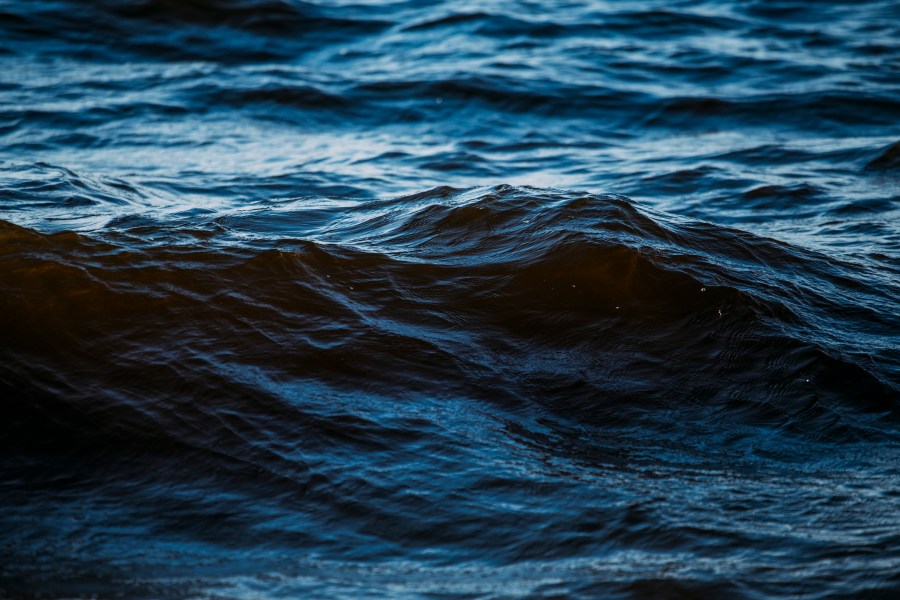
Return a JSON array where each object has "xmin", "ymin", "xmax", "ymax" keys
[
  {"xmin": 107, "ymin": 0, "xmax": 392, "ymax": 37},
  {"xmin": 867, "ymin": 140, "xmax": 900, "ymax": 172},
  {"xmin": 2, "ymin": 186, "xmax": 896, "ymax": 463},
  {"xmin": 0, "ymin": 0, "xmax": 390, "ymax": 63},
  {"xmin": 3, "ymin": 0, "xmax": 900, "ymax": 592}
]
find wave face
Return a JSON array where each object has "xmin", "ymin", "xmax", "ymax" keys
[{"xmin": 2, "ymin": 0, "xmax": 900, "ymax": 598}]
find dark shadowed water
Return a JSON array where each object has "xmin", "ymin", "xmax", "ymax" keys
[{"xmin": 2, "ymin": 1, "xmax": 900, "ymax": 598}]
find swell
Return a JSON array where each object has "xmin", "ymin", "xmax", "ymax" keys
[
  {"xmin": 0, "ymin": 0, "xmax": 390, "ymax": 60},
  {"xmin": 6, "ymin": 81, "xmax": 898, "ymax": 145},
  {"xmin": 402, "ymin": 9, "xmax": 743, "ymax": 37},
  {"xmin": 2, "ymin": 187, "xmax": 897, "ymax": 467}
]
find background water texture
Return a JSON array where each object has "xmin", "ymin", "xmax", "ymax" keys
[{"xmin": 1, "ymin": 1, "xmax": 900, "ymax": 598}]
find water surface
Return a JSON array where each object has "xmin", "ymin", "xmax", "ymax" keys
[{"xmin": 1, "ymin": 1, "xmax": 899, "ymax": 598}]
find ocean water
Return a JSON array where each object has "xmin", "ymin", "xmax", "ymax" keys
[{"xmin": 1, "ymin": 1, "xmax": 899, "ymax": 598}]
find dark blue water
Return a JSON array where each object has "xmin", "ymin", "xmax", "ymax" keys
[{"xmin": 2, "ymin": 1, "xmax": 900, "ymax": 598}]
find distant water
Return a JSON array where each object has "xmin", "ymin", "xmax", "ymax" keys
[{"xmin": 2, "ymin": 1, "xmax": 899, "ymax": 598}]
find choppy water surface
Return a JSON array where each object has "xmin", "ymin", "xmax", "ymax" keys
[{"xmin": 2, "ymin": 1, "xmax": 900, "ymax": 598}]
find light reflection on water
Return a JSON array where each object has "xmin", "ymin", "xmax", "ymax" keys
[{"xmin": 1, "ymin": 0, "xmax": 899, "ymax": 598}]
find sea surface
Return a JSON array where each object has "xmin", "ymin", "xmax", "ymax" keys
[{"xmin": 2, "ymin": 1, "xmax": 900, "ymax": 598}]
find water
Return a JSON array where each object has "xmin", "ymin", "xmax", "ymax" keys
[{"xmin": 1, "ymin": 1, "xmax": 899, "ymax": 598}]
